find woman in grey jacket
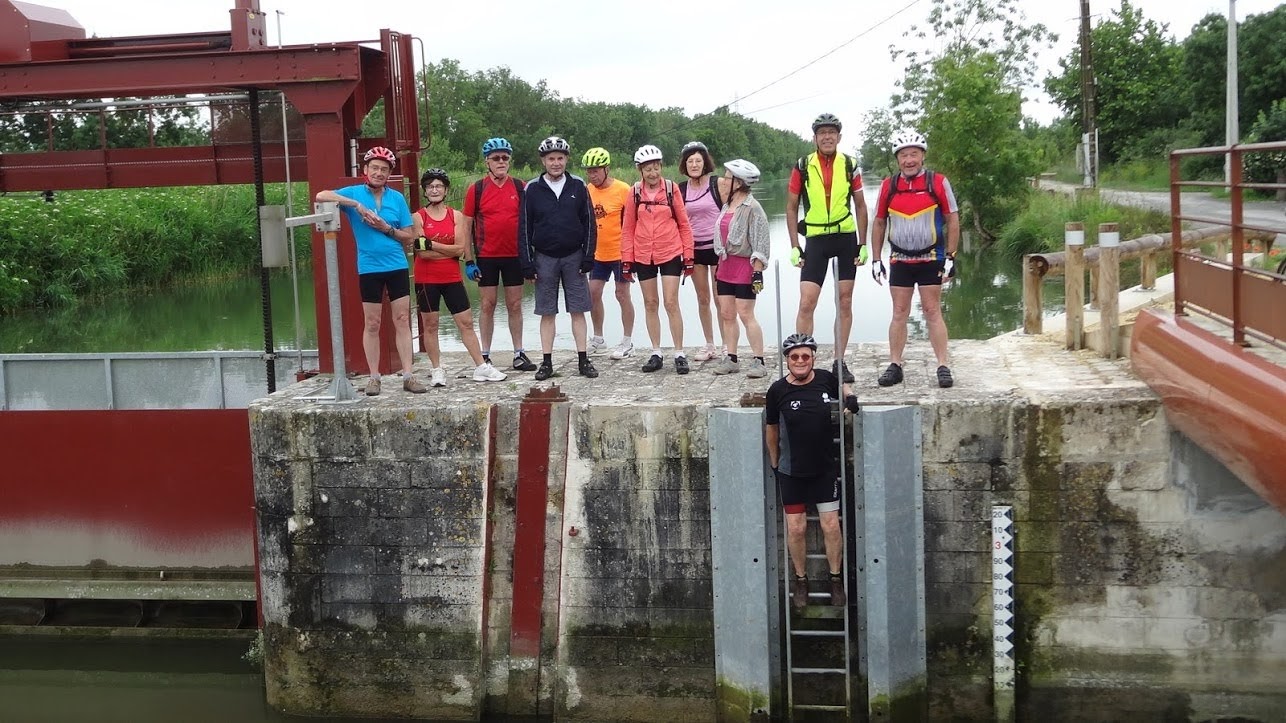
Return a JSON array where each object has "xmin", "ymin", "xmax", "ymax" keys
[{"xmin": 711, "ymin": 159, "xmax": 771, "ymax": 378}]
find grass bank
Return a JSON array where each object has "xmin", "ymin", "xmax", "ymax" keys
[
  {"xmin": 0, "ymin": 184, "xmax": 305, "ymax": 314},
  {"xmin": 996, "ymin": 192, "xmax": 1171, "ymax": 260}
]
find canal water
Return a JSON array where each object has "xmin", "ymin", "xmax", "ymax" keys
[{"xmin": 0, "ymin": 182, "xmax": 1063, "ymax": 355}]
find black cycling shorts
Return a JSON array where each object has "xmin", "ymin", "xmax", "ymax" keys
[
  {"xmin": 800, "ymin": 232, "xmax": 858, "ymax": 285},
  {"xmin": 890, "ymin": 260, "xmax": 942, "ymax": 288},
  {"xmin": 634, "ymin": 255, "xmax": 684, "ymax": 281},
  {"xmin": 415, "ymin": 281, "xmax": 471, "ymax": 315},
  {"xmin": 359, "ymin": 269, "xmax": 411, "ymax": 304},
  {"xmin": 776, "ymin": 468, "xmax": 840, "ymax": 515},
  {"xmin": 478, "ymin": 256, "xmax": 524, "ymax": 287}
]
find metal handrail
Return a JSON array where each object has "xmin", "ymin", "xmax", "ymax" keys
[{"xmin": 1169, "ymin": 142, "xmax": 1286, "ymax": 348}]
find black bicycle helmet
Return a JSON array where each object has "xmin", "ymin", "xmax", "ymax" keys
[
  {"xmin": 781, "ymin": 333, "xmax": 818, "ymax": 355},
  {"xmin": 420, "ymin": 168, "xmax": 451, "ymax": 188},
  {"xmin": 811, "ymin": 113, "xmax": 842, "ymax": 133}
]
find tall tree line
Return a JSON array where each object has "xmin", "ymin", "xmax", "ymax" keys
[{"xmin": 414, "ymin": 59, "xmax": 812, "ymax": 177}]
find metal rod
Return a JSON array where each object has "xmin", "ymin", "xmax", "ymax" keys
[
  {"xmin": 249, "ymin": 88, "xmax": 276, "ymax": 394},
  {"xmin": 277, "ymin": 10, "xmax": 304, "ymax": 373},
  {"xmin": 322, "ymin": 222, "xmax": 356, "ymax": 402},
  {"xmin": 774, "ymin": 259, "xmax": 784, "ymax": 379}
]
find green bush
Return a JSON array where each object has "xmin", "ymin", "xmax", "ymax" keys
[
  {"xmin": 0, "ymin": 184, "xmax": 304, "ymax": 313},
  {"xmin": 996, "ymin": 191, "xmax": 1171, "ymax": 259}
]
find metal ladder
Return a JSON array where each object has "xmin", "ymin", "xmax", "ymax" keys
[{"xmin": 782, "ymin": 401, "xmax": 853, "ymax": 721}]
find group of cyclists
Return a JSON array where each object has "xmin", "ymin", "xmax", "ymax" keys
[
  {"xmin": 318, "ymin": 111, "xmax": 958, "ymax": 397},
  {"xmin": 320, "ymin": 112, "xmax": 960, "ymax": 610}
]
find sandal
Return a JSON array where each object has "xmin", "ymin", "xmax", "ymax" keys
[
  {"xmin": 877, "ymin": 363, "xmax": 903, "ymax": 387},
  {"xmin": 936, "ymin": 365, "xmax": 954, "ymax": 388}
]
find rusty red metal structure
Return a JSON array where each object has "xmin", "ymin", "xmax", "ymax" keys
[
  {"xmin": 1132, "ymin": 142, "xmax": 1286, "ymax": 513},
  {"xmin": 0, "ymin": 0, "xmax": 422, "ymax": 375}
]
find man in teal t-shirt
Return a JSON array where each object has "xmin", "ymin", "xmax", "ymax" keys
[{"xmin": 316, "ymin": 146, "xmax": 426, "ymax": 395}]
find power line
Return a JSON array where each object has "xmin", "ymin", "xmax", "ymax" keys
[
  {"xmin": 728, "ymin": 0, "xmax": 924, "ymax": 109},
  {"xmin": 658, "ymin": 0, "xmax": 924, "ymax": 138}
]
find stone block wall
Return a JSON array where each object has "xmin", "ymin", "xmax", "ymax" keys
[
  {"xmin": 556, "ymin": 403, "xmax": 716, "ymax": 722},
  {"xmin": 920, "ymin": 393, "xmax": 1286, "ymax": 721},
  {"xmin": 251, "ymin": 384, "xmax": 1285, "ymax": 721},
  {"xmin": 250, "ymin": 401, "xmax": 493, "ymax": 720}
]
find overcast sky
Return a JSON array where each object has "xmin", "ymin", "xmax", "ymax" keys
[{"xmin": 25, "ymin": 0, "xmax": 1282, "ymax": 152}]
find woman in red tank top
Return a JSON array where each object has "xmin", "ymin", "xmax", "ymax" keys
[{"xmin": 413, "ymin": 169, "xmax": 507, "ymax": 385}]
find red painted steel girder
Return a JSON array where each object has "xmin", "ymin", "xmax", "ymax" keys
[
  {"xmin": 1131, "ymin": 309, "xmax": 1286, "ymax": 512},
  {"xmin": 0, "ymin": 45, "xmax": 372, "ymax": 100},
  {"xmin": 1, "ymin": 144, "xmax": 307, "ymax": 191}
]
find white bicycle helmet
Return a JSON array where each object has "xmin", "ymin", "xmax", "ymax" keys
[
  {"xmin": 634, "ymin": 144, "xmax": 664, "ymax": 164},
  {"xmin": 891, "ymin": 129, "xmax": 928, "ymax": 154},
  {"xmin": 724, "ymin": 159, "xmax": 761, "ymax": 185},
  {"xmin": 538, "ymin": 136, "xmax": 571, "ymax": 156}
]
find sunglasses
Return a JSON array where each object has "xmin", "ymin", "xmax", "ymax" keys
[
  {"xmin": 488, "ymin": 155, "xmax": 511, "ymax": 163},
  {"xmin": 787, "ymin": 353, "xmax": 814, "ymax": 362}
]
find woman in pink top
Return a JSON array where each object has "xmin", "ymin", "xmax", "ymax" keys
[
  {"xmin": 711, "ymin": 160, "xmax": 770, "ymax": 379},
  {"xmin": 678, "ymin": 141, "xmax": 724, "ymax": 363},
  {"xmin": 621, "ymin": 144, "xmax": 695, "ymax": 375}
]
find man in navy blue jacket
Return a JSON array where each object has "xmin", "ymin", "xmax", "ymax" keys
[{"xmin": 519, "ymin": 136, "xmax": 600, "ymax": 381}]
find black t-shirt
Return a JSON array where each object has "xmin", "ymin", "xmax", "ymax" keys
[{"xmin": 765, "ymin": 368, "xmax": 841, "ymax": 478}]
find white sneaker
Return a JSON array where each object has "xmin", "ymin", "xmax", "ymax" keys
[
  {"xmin": 430, "ymin": 367, "xmax": 447, "ymax": 387},
  {"xmin": 693, "ymin": 343, "xmax": 718, "ymax": 362},
  {"xmin": 745, "ymin": 358, "xmax": 768, "ymax": 379},
  {"xmin": 588, "ymin": 336, "xmax": 607, "ymax": 355},
  {"xmin": 610, "ymin": 340, "xmax": 634, "ymax": 360},
  {"xmin": 473, "ymin": 362, "xmax": 507, "ymax": 382}
]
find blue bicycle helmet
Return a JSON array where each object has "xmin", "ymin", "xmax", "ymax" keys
[{"xmin": 481, "ymin": 137, "xmax": 513, "ymax": 158}]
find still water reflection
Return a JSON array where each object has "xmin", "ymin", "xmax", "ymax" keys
[{"xmin": 0, "ymin": 182, "xmax": 1060, "ymax": 355}]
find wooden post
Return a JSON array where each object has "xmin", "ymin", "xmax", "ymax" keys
[
  {"xmin": 1098, "ymin": 223, "xmax": 1120, "ymax": 359},
  {"xmin": 1064, "ymin": 223, "xmax": 1085, "ymax": 350},
  {"xmin": 1088, "ymin": 265, "xmax": 1099, "ymax": 310},
  {"xmin": 1023, "ymin": 254, "xmax": 1043, "ymax": 334},
  {"xmin": 1140, "ymin": 250, "xmax": 1157, "ymax": 290}
]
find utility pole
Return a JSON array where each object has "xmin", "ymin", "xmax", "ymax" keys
[
  {"xmin": 1225, "ymin": 0, "xmax": 1239, "ymax": 186},
  {"xmin": 1079, "ymin": 0, "xmax": 1097, "ymax": 188}
]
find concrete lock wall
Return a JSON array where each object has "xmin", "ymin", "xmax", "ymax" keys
[{"xmin": 250, "ymin": 388, "xmax": 1286, "ymax": 721}]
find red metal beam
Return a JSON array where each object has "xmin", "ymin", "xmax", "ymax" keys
[
  {"xmin": 1131, "ymin": 310, "xmax": 1286, "ymax": 512},
  {"xmin": 0, "ymin": 144, "xmax": 307, "ymax": 191},
  {"xmin": 511, "ymin": 394, "xmax": 555, "ymax": 659},
  {"xmin": 0, "ymin": 45, "xmax": 373, "ymax": 100}
]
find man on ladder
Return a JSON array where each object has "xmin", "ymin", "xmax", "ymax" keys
[{"xmin": 764, "ymin": 333, "xmax": 859, "ymax": 610}]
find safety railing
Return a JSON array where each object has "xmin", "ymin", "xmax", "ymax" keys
[
  {"xmin": 0, "ymin": 350, "xmax": 318, "ymax": 411},
  {"xmin": 1170, "ymin": 142, "xmax": 1286, "ymax": 350}
]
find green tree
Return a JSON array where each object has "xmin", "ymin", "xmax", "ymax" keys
[
  {"xmin": 858, "ymin": 107, "xmax": 897, "ymax": 179},
  {"xmin": 890, "ymin": 0, "xmax": 1052, "ymax": 240},
  {"xmin": 1182, "ymin": 5, "xmax": 1286, "ymax": 149},
  {"xmin": 1044, "ymin": 0, "xmax": 1184, "ymax": 164},
  {"xmin": 1245, "ymin": 100, "xmax": 1286, "ymax": 201}
]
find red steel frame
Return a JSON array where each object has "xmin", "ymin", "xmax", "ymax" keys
[{"xmin": 0, "ymin": 0, "xmax": 422, "ymax": 375}]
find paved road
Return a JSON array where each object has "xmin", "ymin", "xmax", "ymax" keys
[{"xmin": 1046, "ymin": 181, "xmax": 1286, "ymax": 244}]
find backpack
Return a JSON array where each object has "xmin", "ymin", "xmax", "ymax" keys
[
  {"xmin": 678, "ymin": 178, "xmax": 723, "ymax": 211},
  {"xmin": 796, "ymin": 152, "xmax": 859, "ymax": 234},
  {"xmin": 633, "ymin": 179, "xmax": 678, "ymax": 222},
  {"xmin": 470, "ymin": 176, "xmax": 525, "ymax": 253},
  {"xmin": 881, "ymin": 170, "xmax": 944, "ymax": 258}
]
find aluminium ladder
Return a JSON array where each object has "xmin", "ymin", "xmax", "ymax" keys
[{"xmin": 782, "ymin": 401, "xmax": 854, "ymax": 721}]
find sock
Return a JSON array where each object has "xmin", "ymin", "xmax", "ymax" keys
[
  {"xmin": 591, "ymin": 335, "xmax": 604, "ymax": 344},
  {"xmin": 754, "ymin": 356, "xmax": 765, "ymax": 364},
  {"xmin": 829, "ymin": 571, "xmax": 843, "ymax": 579},
  {"xmin": 621, "ymin": 336, "xmax": 632, "ymax": 345},
  {"xmin": 728, "ymin": 354, "xmax": 738, "ymax": 363},
  {"xmin": 542, "ymin": 353, "xmax": 553, "ymax": 365},
  {"xmin": 578, "ymin": 351, "xmax": 589, "ymax": 363},
  {"xmin": 370, "ymin": 373, "xmax": 380, "ymax": 381},
  {"xmin": 481, "ymin": 351, "xmax": 491, "ymax": 362},
  {"xmin": 674, "ymin": 349, "xmax": 686, "ymax": 359},
  {"xmin": 795, "ymin": 574, "xmax": 807, "ymax": 581},
  {"xmin": 515, "ymin": 348, "xmax": 525, "ymax": 357}
]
